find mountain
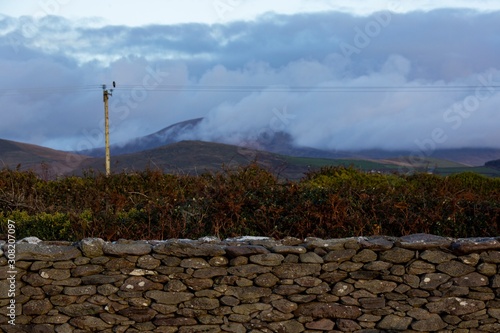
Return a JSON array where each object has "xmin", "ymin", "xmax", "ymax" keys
[
  {"xmin": 80, "ymin": 118, "xmax": 203, "ymax": 157},
  {"xmin": 1, "ymin": 137, "xmax": 500, "ymax": 179},
  {"xmin": 485, "ymin": 159, "xmax": 500, "ymax": 169},
  {"xmin": 78, "ymin": 117, "xmax": 500, "ymax": 167},
  {"xmin": 78, "ymin": 140, "xmax": 309, "ymax": 178},
  {"xmin": 0, "ymin": 138, "xmax": 89, "ymax": 176}
]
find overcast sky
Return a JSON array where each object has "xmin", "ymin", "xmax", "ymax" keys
[{"xmin": 1, "ymin": 1, "xmax": 500, "ymax": 153}]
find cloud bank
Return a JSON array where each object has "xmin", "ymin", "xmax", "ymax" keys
[{"xmin": 0, "ymin": 9, "xmax": 500, "ymax": 152}]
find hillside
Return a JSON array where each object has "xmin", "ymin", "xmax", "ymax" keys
[
  {"xmin": 1, "ymin": 137, "xmax": 500, "ymax": 179},
  {"xmin": 76, "ymin": 118, "xmax": 500, "ymax": 167},
  {"xmin": 485, "ymin": 159, "xmax": 500, "ymax": 169},
  {"xmin": 79, "ymin": 140, "xmax": 309, "ymax": 179},
  {"xmin": 0, "ymin": 139, "xmax": 89, "ymax": 176}
]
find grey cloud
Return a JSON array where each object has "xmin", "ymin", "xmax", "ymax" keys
[{"xmin": 0, "ymin": 9, "xmax": 500, "ymax": 152}]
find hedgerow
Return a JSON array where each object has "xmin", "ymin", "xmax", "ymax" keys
[{"xmin": 0, "ymin": 165, "xmax": 499, "ymax": 241}]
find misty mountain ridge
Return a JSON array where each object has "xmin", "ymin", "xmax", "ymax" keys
[{"xmin": 76, "ymin": 117, "xmax": 500, "ymax": 167}]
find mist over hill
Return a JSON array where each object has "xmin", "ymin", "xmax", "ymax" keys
[{"xmin": 76, "ymin": 117, "xmax": 500, "ymax": 168}]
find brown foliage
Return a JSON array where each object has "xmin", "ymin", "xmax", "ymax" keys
[{"xmin": 0, "ymin": 165, "xmax": 499, "ymax": 241}]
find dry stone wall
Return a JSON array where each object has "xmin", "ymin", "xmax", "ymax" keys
[{"xmin": 2, "ymin": 234, "xmax": 500, "ymax": 332}]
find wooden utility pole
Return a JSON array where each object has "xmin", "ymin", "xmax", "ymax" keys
[{"xmin": 102, "ymin": 84, "xmax": 113, "ymax": 176}]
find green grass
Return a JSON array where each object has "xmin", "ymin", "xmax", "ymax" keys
[
  {"xmin": 285, "ymin": 155, "xmax": 500, "ymax": 178},
  {"xmin": 283, "ymin": 156, "xmax": 399, "ymax": 171}
]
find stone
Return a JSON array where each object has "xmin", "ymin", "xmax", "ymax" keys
[
  {"xmin": 221, "ymin": 322, "xmax": 246, "ymax": 333},
  {"xmin": 42, "ymin": 285, "xmax": 64, "ymax": 296},
  {"xmin": 426, "ymin": 297, "xmax": 485, "ymax": 316},
  {"xmin": 274, "ymin": 284, "xmax": 306, "ymax": 295},
  {"xmin": 379, "ymin": 247, "xmax": 415, "ymax": 263},
  {"xmin": 337, "ymin": 318, "xmax": 362, "ymax": 331},
  {"xmin": 271, "ymin": 299, "xmax": 298, "ymax": 313},
  {"xmin": 453, "ymin": 272, "xmax": 489, "ymax": 287},
  {"xmin": 306, "ymin": 282, "xmax": 330, "ymax": 294},
  {"xmin": 339, "ymin": 261, "xmax": 364, "ymax": 272},
  {"xmin": 154, "ymin": 241, "xmax": 225, "ymax": 257},
  {"xmin": 224, "ymin": 245, "xmax": 269, "ymax": 257},
  {"xmin": 268, "ymin": 320, "xmax": 304, "ymax": 333},
  {"xmin": 58, "ymin": 303, "xmax": 103, "ymax": 316},
  {"xmin": 352, "ymin": 249, "xmax": 377, "ymax": 263},
  {"xmin": 437, "ymin": 260, "xmax": 476, "ymax": 277},
  {"xmin": 294, "ymin": 276, "xmax": 322, "ymax": 287},
  {"xmin": 23, "ymin": 299, "xmax": 52, "ymax": 315},
  {"xmin": 332, "ymin": 282, "xmax": 355, "ymax": 297},
  {"xmin": 81, "ymin": 274, "xmax": 123, "ymax": 284},
  {"xmin": 225, "ymin": 286, "xmax": 272, "ymax": 300},
  {"xmin": 71, "ymin": 264, "xmax": 104, "ymax": 277},
  {"xmin": 260, "ymin": 309, "xmax": 295, "ymax": 322},
  {"xmin": 232, "ymin": 303, "xmax": 271, "ymax": 315},
  {"xmin": 145, "ymin": 290, "xmax": 194, "ymax": 304},
  {"xmin": 50, "ymin": 294, "xmax": 77, "ymax": 306},
  {"xmin": 407, "ymin": 308, "xmax": 432, "ymax": 320},
  {"xmin": 273, "ymin": 263, "xmax": 321, "ymax": 278},
  {"xmin": 117, "ymin": 306, "xmax": 157, "ymax": 322},
  {"xmin": 359, "ymin": 297, "xmax": 386, "ymax": 309},
  {"xmin": 151, "ymin": 303, "xmax": 177, "ymax": 315},
  {"xmin": 420, "ymin": 249, "xmax": 456, "ymax": 263},
  {"xmin": 357, "ymin": 236, "xmax": 394, "ymax": 250},
  {"xmin": 420, "ymin": 273, "xmax": 451, "ymax": 290},
  {"xmin": 354, "ymin": 280, "xmax": 397, "ymax": 294},
  {"xmin": 227, "ymin": 264, "xmax": 271, "ymax": 278},
  {"xmin": 181, "ymin": 258, "xmax": 210, "ymax": 269},
  {"xmin": 192, "ymin": 267, "xmax": 227, "ymax": 278},
  {"xmin": 299, "ymin": 252, "xmax": 324, "ymax": 263},
  {"xmin": 411, "ymin": 314, "xmax": 447, "ymax": 331},
  {"xmin": 271, "ymin": 245, "xmax": 307, "ymax": 254},
  {"xmin": 323, "ymin": 249, "xmax": 357, "ymax": 262},
  {"xmin": 184, "ymin": 297, "xmax": 219, "ymax": 310},
  {"xmin": 451, "ymin": 238, "xmax": 500, "ymax": 254},
  {"xmin": 79, "ymin": 238, "xmax": 105, "ymax": 258},
  {"xmin": 15, "ymin": 243, "xmax": 81, "ymax": 261},
  {"xmin": 408, "ymin": 260, "xmax": 435, "ymax": 275},
  {"xmin": 250, "ymin": 253, "xmax": 285, "ymax": 266},
  {"xmin": 481, "ymin": 251, "xmax": 500, "ymax": 263},
  {"xmin": 52, "ymin": 277, "xmax": 81, "ymax": 286},
  {"xmin": 402, "ymin": 274, "xmax": 420, "ymax": 288},
  {"xmin": 320, "ymin": 270, "xmax": 349, "ymax": 283},
  {"xmin": 478, "ymin": 263, "xmax": 497, "ymax": 276},
  {"xmin": 120, "ymin": 276, "xmax": 163, "ymax": 291},
  {"xmin": 460, "ymin": 253, "xmax": 481, "ymax": 266},
  {"xmin": 295, "ymin": 302, "xmax": 361, "ymax": 319},
  {"xmin": 184, "ymin": 278, "xmax": 214, "ymax": 290},
  {"xmin": 397, "ymin": 233, "xmax": 452, "ymax": 249},
  {"xmin": 209, "ymin": 256, "xmax": 229, "ymax": 267},
  {"xmin": 492, "ymin": 275, "xmax": 500, "ymax": 288},
  {"xmin": 137, "ymin": 254, "xmax": 161, "ymax": 269},
  {"xmin": 69, "ymin": 316, "xmax": 112, "ymax": 331},
  {"xmin": 154, "ymin": 317, "xmax": 198, "ymax": 326},
  {"xmin": 305, "ymin": 318, "xmax": 335, "ymax": 330},
  {"xmin": 254, "ymin": 272, "xmax": 279, "ymax": 287},
  {"xmin": 105, "ymin": 258, "xmax": 136, "ymax": 270},
  {"xmin": 363, "ymin": 260, "xmax": 392, "ymax": 271},
  {"xmin": 63, "ymin": 285, "xmax": 96, "ymax": 296},
  {"xmin": 198, "ymin": 314, "xmax": 224, "ymax": 325},
  {"xmin": 377, "ymin": 314, "xmax": 412, "ymax": 330},
  {"xmin": 102, "ymin": 242, "xmax": 151, "ymax": 256},
  {"xmin": 304, "ymin": 237, "xmax": 348, "ymax": 250},
  {"xmin": 220, "ymin": 295, "xmax": 239, "ymax": 306},
  {"xmin": 100, "ymin": 313, "xmax": 130, "ymax": 325}
]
